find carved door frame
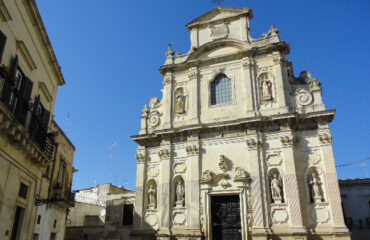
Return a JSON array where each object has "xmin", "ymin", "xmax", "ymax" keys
[{"xmin": 201, "ymin": 186, "xmax": 249, "ymax": 240}]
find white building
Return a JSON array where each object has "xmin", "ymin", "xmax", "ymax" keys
[
  {"xmin": 339, "ymin": 178, "xmax": 370, "ymax": 240},
  {"xmin": 129, "ymin": 7, "xmax": 350, "ymax": 240}
]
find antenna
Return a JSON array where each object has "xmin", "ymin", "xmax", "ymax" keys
[
  {"xmin": 108, "ymin": 142, "xmax": 118, "ymax": 184},
  {"xmin": 65, "ymin": 112, "xmax": 71, "ymax": 135},
  {"xmin": 212, "ymin": 0, "xmax": 225, "ymax": 6}
]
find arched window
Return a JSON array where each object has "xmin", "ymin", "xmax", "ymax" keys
[{"xmin": 211, "ymin": 74, "xmax": 232, "ymax": 105}]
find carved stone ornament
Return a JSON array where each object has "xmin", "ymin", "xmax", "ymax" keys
[
  {"xmin": 299, "ymin": 71, "xmax": 312, "ymax": 83},
  {"xmin": 148, "ymin": 111, "xmax": 162, "ymax": 127},
  {"xmin": 242, "ymin": 58, "xmax": 255, "ymax": 70},
  {"xmin": 173, "ymin": 212, "xmax": 186, "ymax": 225},
  {"xmin": 210, "ymin": 22, "xmax": 229, "ymax": 40},
  {"xmin": 136, "ymin": 153, "xmax": 145, "ymax": 163},
  {"xmin": 234, "ymin": 167, "xmax": 250, "ymax": 182},
  {"xmin": 149, "ymin": 97, "xmax": 161, "ymax": 109},
  {"xmin": 188, "ymin": 68, "xmax": 197, "ymax": 80},
  {"xmin": 186, "ymin": 145, "xmax": 199, "ymax": 156},
  {"xmin": 310, "ymin": 205, "xmax": 330, "ymax": 224},
  {"xmin": 219, "ymin": 155, "xmax": 228, "ymax": 173},
  {"xmin": 280, "ymin": 135, "xmax": 295, "ymax": 146},
  {"xmin": 141, "ymin": 103, "xmax": 149, "ymax": 117},
  {"xmin": 173, "ymin": 162, "xmax": 186, "ymax": 174},
  {"xmin": 147, "ymin": 167, "xmax": 159, "ymax": 178},
  {"xmin": 219, "ymin": 178, "xmax": 229, "ymax": 189},
  {"xmin": 165, "ymin": 43, "xmax": 175, "ymax": 58},
  {"xmin": 271, "ymin": 208, "xmax": 289, "ymax": 224},
  {"xmin": 148, "ymin": 184, "xmax": 157, "ymax": 209},
  {"xmin": 145, "ymin": 212, "xmax": 158, "ymax": 227},
  {"xmin": 295, "ymin": 88, "xmax": 313, "ymax": 106},
  {"xmin": 268, "ymin": 25, "xmax": 279, "ymax": 36},
  {"xmin": 309, "ymin": 78, "xmax": 321, "ymax": 91},
  {"xmin": 200, "ymin": 170, "xmax": 213, "ymax": 183},
  {"xmin": 265, "ymin": 152, "xmax": 283, "ymax": 167},
  {"xmin": 158, "ymin": 149, "xmax": 170, "ymax": 159},
  {"xmin": 318, "ymin": 133, "xmax": 332, "ymax": 144},
  {"xmin": 246, "ymin": 138, "xmax": 261, "ymax": 149}
]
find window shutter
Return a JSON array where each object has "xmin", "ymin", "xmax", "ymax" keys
[
  {"xmin": 29, "ymin": 95, "xmax": 40, "ymax": 138},
  {"xmin": 14, "ymin": 77, "xmax": 33, "ymax": 126},
  {"xmin": 41, "ymin": 108, "xmax": 50, "ymax": 131},
  {"xmin": 10, "ymin": 55, "xmax": 18, "ymax": 76},
  {"xmin": 0, "ymin": 31, "xmax": 7, "ymax": 63}
]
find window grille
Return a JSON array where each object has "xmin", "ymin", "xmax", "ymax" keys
[{"xmin": 211, "ymin": 74, "xmax": 232, "ymax": 105}]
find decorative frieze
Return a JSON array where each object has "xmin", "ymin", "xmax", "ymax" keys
[
  {"xmin": 185, "ymin": 144, "xmax": 199, "ymax": 156},
  {"xmin": 280, "ymin": 135, "xmax": 295, "ymax": 146},
  {"xmin": 136, "ymin": 153, "xmax": 145, "ymax": 163},
  {"xmin": 246, "ymin": 138, "xmax": 261, "ymax": 150},
  {"xmin": 158, "ymin": 148, "xmax": 171, "ymax": 159},
  {"xmin": 318, "ymin": 133, "xmax": 332, "ymax": 145}
]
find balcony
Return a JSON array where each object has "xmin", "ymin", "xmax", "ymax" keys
[
  {"xmin": 52, "ymin": 183, "xmax": 75, "ymax": 208},
  {"xmin": 0, "ymin": 65, "xmax": 54, "ymax": 166}
]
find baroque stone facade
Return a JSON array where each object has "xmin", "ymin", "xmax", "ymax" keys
[{"xmin": 130, "ymin": 7, "xmax": 350, "ymax": 240}]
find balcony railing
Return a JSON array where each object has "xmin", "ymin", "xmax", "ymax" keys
[{"xmin": 0, "ymin": 65, "xmax": 53, "ymax": 154}]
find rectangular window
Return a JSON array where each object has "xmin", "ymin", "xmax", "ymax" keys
[
  {"xmin": 32, "ymin": 233, "xmax": 39, "ymax": 240},
  {"xmin": 37, "ymin": 215, "xmax": 41, "ymax": 224},
  {"xmin": 122, "ymin": 204, "xmax": 134, "ymax": 225},
  {"xmin": 10, "ymin": 206, "xmax": 25, "ymax": 240},
  {"xmin": 50, "ymin": 233, "xmax": 56, "ymax": 240},
  {"xmin": 0, "ymin": 31, "xmax": 7, "ymax": 62},
  {"xmin": 18, "ymin": 183, "xmax": 28, "ymax": 199}
]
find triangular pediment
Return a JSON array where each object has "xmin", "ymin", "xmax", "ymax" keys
[{"xmin": 186, "ymin": 7, "xmax": 252, "ymax": 30}]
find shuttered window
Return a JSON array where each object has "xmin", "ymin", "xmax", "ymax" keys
[{"xmin": 0, "ymin": 31, "xmax": 7, "ymax": 62}]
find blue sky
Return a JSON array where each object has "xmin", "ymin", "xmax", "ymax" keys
[{"xmin": 36, "ymin": 0, "xmax": 370, "ymax": 190}]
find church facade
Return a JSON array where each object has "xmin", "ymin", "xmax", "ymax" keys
[{"xmin": 130, "ymin": 7, "xmax": 350, "ymax": 240}]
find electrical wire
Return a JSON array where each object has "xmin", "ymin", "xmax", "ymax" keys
[{"xmin": 335, "ymin": 157, "xmax": 370, "ymax": 168}]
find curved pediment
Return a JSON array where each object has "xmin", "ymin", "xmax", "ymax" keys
[{"xmin": 187, "ymin": 39, "xmax": 249, "ymax": 61}]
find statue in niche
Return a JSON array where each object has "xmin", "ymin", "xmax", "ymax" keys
[
  {"xmin": 309, "ymin": 172, "xmax": 323, "ymax": 203},
  {"xmin": 148, "ymin": 184, "xmax": 156, "ymax": 209},
  {"xmin": 270, "ymin": 173, "xmax": 282, "ymax": 203},
  {"xmin": 261, "ymin": 79, "xmax": 272, "ymax": 101},
  {"xmin": 174, "ymin": 88, "xmax": 186, "ymax": 114},
  {"xmin": 175, "ymin": 180, "xmax": 185, "ymax": 207}
]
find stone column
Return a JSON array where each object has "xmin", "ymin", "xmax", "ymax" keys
[
  {"xmin": 242, "ymin": 57, "xmax": 257, "ymax": 118},
  {"xmin": 185, "ymin": 136, "xmax": 202, "ymax": 238},
  {"xmin": 162, "ymin": 73, "xmax": 173, "ymax": 129},
  {"xmin": 246, "ymin": 131, "xmax": 268, "ymax": 240},
  {"xmin": 157, "ymin": 139, "xmax": 172, "ymax": 239},
  {"xmin": 188, "ymin": 67, "xmax": 200, "ymax": 125},
  {"xmin": 133, "ymin": 146, "xmax": 147, "ymax": 230},
  {"xmin": 279, "ymin": 129, "xmax": 306, "ymax": 234},
  {"xmin": 317, "ymin": 124, "xmax": 348, "ymax": 234},
  {"xmin": 272, "ymin": 53, "xmax": 289, "ymax": 114}
]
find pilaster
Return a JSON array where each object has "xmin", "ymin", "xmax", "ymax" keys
[
  {"xmin": 278, "ymin": 128, "xmax": 306, "ymax": 234},
  {"xmin": 246, "ymin": 130, "xmax": 268, "ymax": 238},
  {"xmin": 134, "ymin": 146, "xmax": 147, "ymax": 230},
  {"xmin": 162, "ymin": 73, "xmax": 173, "ymax": 129},
  {"xmin": 272, "ymin": 53, "xmax": 289, "ymax": 114},
  {"xmin": 243, "ymin": 57, "xmax": 257, "ymax": 118}
]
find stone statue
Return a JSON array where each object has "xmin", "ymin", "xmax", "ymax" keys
[
  {"xmin": 310, "ymin": 172, "xmax": 323, "ymax": 203},
  {"xmin": 219, "ymin": 155, "xmax": 228, "ymax": 172},
  {"xmin": 175, "ymin": 180, "xmax": 185, "ymax": 207},
  {"xmin": 148, "ymin": 184, "xmax": 156, "ymax": 209},
  {"xmin": 271, "ymin": 173, "xmax": 282, "ymax": 203},
  {"xmin": 261, "ymin": 79, "xmax": 272, "ymax": 101},
  {"xmin": 174, "ymin": 88, "xmax": 185, "ymax": 114}
]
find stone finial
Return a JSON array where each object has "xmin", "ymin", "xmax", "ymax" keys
[
  {"xmin": 268, "ymin": 25, "xmax": 279, "ymax": 36},
  {"xmin": 141, "ymin": 103, "xmax": 149, "ymax": 116},
  {"xmin": 165, "ymin": 43, "xmax": 175, "ymax": 58},
  {"xmin": 309, "ymin": 78, "xmax": 322, "ymax": 91}
]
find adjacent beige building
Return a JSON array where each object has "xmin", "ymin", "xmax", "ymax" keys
[
  {"xmin": 0, "ymin": 1, "xmax": 75, "ymax": 240},
  {"xmin": 129, "ymin": 7, "xmax": 350, "ymax": 240}
]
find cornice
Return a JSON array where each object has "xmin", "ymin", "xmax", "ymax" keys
[
  {"xmin": 159, "ymin": 41, "xmax": 289, "ymax": 75},
  {"xmin": 131, "ymin": 110, "xmax": 335, "ymax": 145},
  {"xmin": 0, "ymin": 0, "xmax": 12, "ymax": 22},
  {"xmin": 23, "ymin": 0, "xmax": 65, "ymax": 85}
]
